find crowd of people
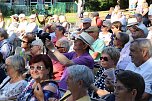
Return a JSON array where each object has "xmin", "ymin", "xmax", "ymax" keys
[{"xmin": 0, "ymin": 1, "xmax": 151, "ymax": 101}]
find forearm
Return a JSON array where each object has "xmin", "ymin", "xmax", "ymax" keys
[
  {"xmin": 90, "ymin": 84, "xmax": 109, "ymax": 96},
  {"xmin": 48, "ymin": 49, "xmax": 74, "ymax": 66},
  {"xmin": 91, "ymin": 52, "xmax": 99, "ymax": 59}
]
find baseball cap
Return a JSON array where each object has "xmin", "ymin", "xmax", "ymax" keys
[
  {"xmin": 103, "ymin": 20, "xmax": 111, "ymax": 28},
  {"xmin": 81, "ymin": 18, "xmax": 92, "ymax": 23}
]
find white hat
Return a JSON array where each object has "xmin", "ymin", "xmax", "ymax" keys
[
  {"xmin": 76, "ymin": 32, "xmax": 94, "ymax": 51},
  {"xmin": 31, "ymin": 39, "xmax": 43, "ymax": 50},
  {"xmin": 19, "ymin": 14, "xmax": 25, "ymax": 18},
  {"xmin": 10, "ymin": 14, "xmax": 18, "ymax": 18},
  {"xmin": 28, "ymin": 14, "xmax": 36, "ymax": 19},
  {"xmin": 127, "ymin": 18, "xmax": 138, "ymax": 27},
  {"xmin": 81, "ymin": 18, "xmax": 92, "ymax": 23}
]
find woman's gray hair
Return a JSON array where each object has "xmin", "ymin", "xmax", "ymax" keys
[
  {"xmin": 132, "ymin": 38, "xmax": 152, "ymax": 57},
  {"xmin": 58, "ymin": 39, "xmax": 70, "ymax": 51},
  {"xmin": 7, "ymin": 55, "xmax": 26, "ymax": 74},
  {"xmin": 67, "ymin": 65, "xmax": 94, "ymax": 88},
  {"xmin": 102, "ymin": 47, "xmax": 120, "ymax": 65}
]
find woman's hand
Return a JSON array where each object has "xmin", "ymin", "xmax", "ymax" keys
[{"xmin": 34, "ymin": 83, "xmax": 45, "ymax": 101}]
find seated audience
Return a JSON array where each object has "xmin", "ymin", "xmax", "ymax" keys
[
  {"xmin": 45, "ymin": 32, "xmax": 94, "ymax": 89},
  {"xmin": 35, "ymin": 65, "xmax": 95, "ymax": 101}
]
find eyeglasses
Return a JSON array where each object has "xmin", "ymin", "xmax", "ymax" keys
[
  {"xmin": 100, "ymin": 57, "xmax": 108, "ymax": 61},
  {"xmin": 29, "ymin": 66, "xmax": 45, "ymax": 70},
  {"xmin": 55, "ymin": 45, "xmax": 64, "ymax": 49}
]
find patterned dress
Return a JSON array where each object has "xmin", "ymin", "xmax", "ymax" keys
[{"xmin": 90, "ymin": 67, "xmax": 106, "ymax": 98}]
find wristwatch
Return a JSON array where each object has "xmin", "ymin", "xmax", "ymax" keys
[{"xmin": 51, "ymin": 48, "xmax": 56, "ymax": 53}]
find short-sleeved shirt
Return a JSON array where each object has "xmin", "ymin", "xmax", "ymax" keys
[
  {"xmin": 99, "ymin": 32, "xmax": 112, "ymax": 46},
  {"xmin": 64, "ymin": 51, "xmax": 94, "ymax": 69},
  {"xmin": 59, "ymin": 51, "xmax": 94, "ymax": 89},
  {"xmin": 52, "ymin": 59, "xmax": 65, "ymax": 81},
  {"xmin": 125, "ymin": 58, "xmax": 152, "ymax": 94},
  {"xmin": 89, "ymin": 38, "xmax": 105, "ymax": 62}
]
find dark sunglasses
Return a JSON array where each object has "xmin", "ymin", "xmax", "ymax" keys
[
  {"xmin": 55, "ymin": 45, "xmax": 64, "ymax": 49},
  {"xmin": 100, "ymin": 57, "xmax": 108, "ymax": 61},
  {"xmin": 29, "ymin": 66, "xmax": 44, "ymax": 70}
]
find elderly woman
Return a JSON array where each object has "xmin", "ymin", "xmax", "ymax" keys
[
  {"xmin": 115, "ymin": 70, "xmax": 145, "ymax": 101},
  {"xmin": 90, "ymin": 47, "xmax": 120, "ymax": 98},
  {"xmin": 18, "ymin": 54, "xmax": 60, "ymax": 101},
  {"xmin": 0, "ymin": 55, "xmax": 27, "ymax": 100},
  {"xmin": 46, "ymin": 32, "xmax": 94, "ymax": 89}
]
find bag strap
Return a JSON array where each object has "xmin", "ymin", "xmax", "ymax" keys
[
  {"xmin": 0, "ymin": 78, "xmax": 11, "ymax": 89},
  {"xmin": 60, "ymin": 93, "xmax": 72, "ymax": 101}
]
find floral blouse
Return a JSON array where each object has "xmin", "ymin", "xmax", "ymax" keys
[{"xmin": 0, "ymin": 76, "xmax": 28, "ymax": 100}]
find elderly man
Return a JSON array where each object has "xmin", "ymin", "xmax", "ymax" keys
[
  {"xmin": 85, "ymin": 26, "xmax": 105, "ymax": 62},
  {"xmin": 30, "ymin": 39, "xmax": 44, "ymax": 57},
  {"xmin": 46, "ymin": 31, "xmax": 94, "ymax": 89},
  {"xmin": 61, "ymin": 65, "xmax": 94, "ymax": 101},
  {"xmin": 125, "ymin": 38, "xmax": 152, "ymax": 101},
  {"xmin": 77, "ymin": 17, "xmax": 92, "ymax": 34}
]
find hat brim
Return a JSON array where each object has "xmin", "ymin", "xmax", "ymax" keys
[
  {"xmin": 127, "ymin": 22, "xmax": 138, "ymax": 27},
  {"xmin": 76, "ymin": 35, "xmax": 94, "ymax": 51}
]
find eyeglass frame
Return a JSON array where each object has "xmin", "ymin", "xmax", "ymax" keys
[{"xmin": 29, "ymin": 65, "xmax": 45, "ymax": 71}]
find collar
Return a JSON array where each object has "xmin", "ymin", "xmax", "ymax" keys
[{"xmin": 138, "ymin": 57, "xmax": 152, "ymax": 70}]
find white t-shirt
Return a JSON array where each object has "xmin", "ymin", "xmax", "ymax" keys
[{"xmin": 99, "ymin": 32, "xmax": 112, "ymax": 46}]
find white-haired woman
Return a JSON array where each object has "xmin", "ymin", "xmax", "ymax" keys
[{"xmin": 0, "ymin": 55, "xmax": 27, "ymax": 100}]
